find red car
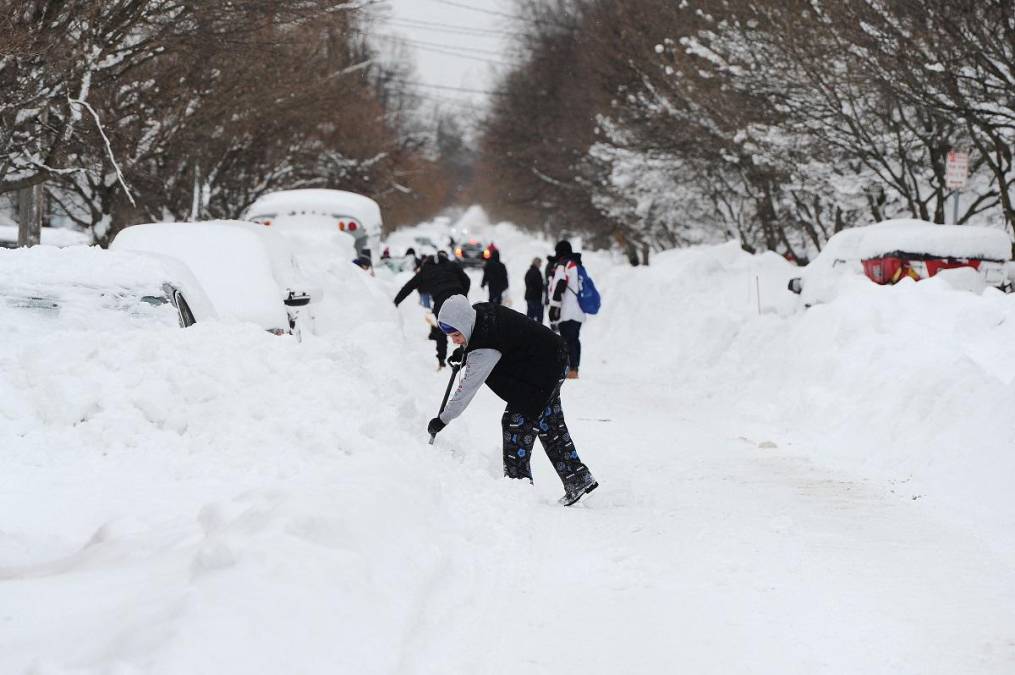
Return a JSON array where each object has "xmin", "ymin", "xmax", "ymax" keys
[{"xmin": 858, "ymin": 219, "xmax": 1011, "ymax": 288}]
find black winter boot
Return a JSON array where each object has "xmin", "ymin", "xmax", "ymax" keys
[{"xmin": 559, "ymin": 466, "xmax": 598, "ymax": 506}]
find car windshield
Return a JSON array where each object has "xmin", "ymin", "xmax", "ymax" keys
[{"xmin": 1, "ymin": 285, "xmax": 179, "ymax": 331}]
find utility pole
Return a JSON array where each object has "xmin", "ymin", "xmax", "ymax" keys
[
  {"xmin": 16, "ymin": 184, "xmax": 42, "ymax": 247},
  {"xmin": 18, "ymin": 107, "xmax": 47, "ymax": 247},
  {"xmin": 191, "ymin": 164, "xmax": 201, "ymax": 221}
]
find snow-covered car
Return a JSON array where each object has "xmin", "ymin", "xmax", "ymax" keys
[
  {"xmin": 0, "ymin": 245, "xmax": 216, "ymax": 331},
  {"xmin": 111, "ymin": 221, "xmax": 321, "ymax": 338},
  {"xmin": 786, "ymin": 227, "xmax": 868, "ymax": 306},
  {"xmin": 242, "ymin": 189, "xmax": 382, "ymax": 262},
  {"xmin": 454, "ymin": 238, "xmax": 489, "ymax": 268},
  {"xmin": 788, "ymin": 219, "xmax": 1013, "ymax": 305},
  {"xmin": 857, "ymin": 219, "xmax": 1011, "ymax": 288}
]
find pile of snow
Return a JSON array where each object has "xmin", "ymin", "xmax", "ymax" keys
[
  {"xmin": 0, "ymin": 225, "xmax": 91, "ymax": 247},
  {"xmin": 857, "ymin": 219, "xmax": 1012, "ymax": 261},
  {"xmin": 588, "ymin": 240, "xmax": 1015, "ymax": 541}
]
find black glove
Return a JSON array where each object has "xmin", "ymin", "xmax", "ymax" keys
[
  {"xmin": 548, "ymin": 306, "xmax": 560, "ymax": 323},
  {"xmin": 428, "ymin": 417, "xmax": 446, "ymax": 435},
  {"xmin": 448, "ymin": 347, "xmax": 465, "ymax": 368}
]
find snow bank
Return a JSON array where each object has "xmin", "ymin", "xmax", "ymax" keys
[
  {"xmin": 0, "ymin": 247, "xmax": 524, "ymax": 673},
  {"xmin": 587, "ymin": 240, "xmax": 1015, "ymax": 543},
  {"xmin": 0, "ymin": 225, "xmax": 91, "ymax": 247}
]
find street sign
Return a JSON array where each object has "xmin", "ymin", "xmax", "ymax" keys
[{"xmin": 945, "ymin": 150, "xmax": 969, "ymax": 189}]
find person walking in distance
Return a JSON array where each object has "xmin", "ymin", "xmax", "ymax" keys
[
  {"xmin": 427, "ymin": 295, "xmax": 599, "ymax": 506},
  {"xmin": 393, "ymin": 254, "xmax": 471, "ymax": 370},
  {"xmin": 543, "ymin": 254, "xmax": 557, "ymax": 314},
  {"xmin": 548, "ymin": 240, "xmax": 585, "ymax": 379},
  {"xmin": 480, "ymin": 248, "xmax": 509, "ymax": 305},
  {"xmin": 524, "ymin": 257, "xmax": 544, "ymax": 323}
]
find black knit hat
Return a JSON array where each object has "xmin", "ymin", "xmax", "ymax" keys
[{"xmin": 554, "ymin": 240, "xmax": 573, "ymax": 258}]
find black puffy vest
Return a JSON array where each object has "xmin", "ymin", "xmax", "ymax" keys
[{"xmin": 467, "ymin": 303, "xmax": 568, "ymax": 418}]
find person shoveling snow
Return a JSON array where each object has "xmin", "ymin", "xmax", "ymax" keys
[{"xmin": 427, "ymin": 295, "xmax": 599, "ymax": 506}]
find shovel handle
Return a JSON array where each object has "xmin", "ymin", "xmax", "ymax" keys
[{"xmin": 429, "ymin": 364, "xmax": 461, "ymax": 444}]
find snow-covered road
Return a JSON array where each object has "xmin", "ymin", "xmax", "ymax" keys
[
  {"xmin": 406, "ymin": 374, "xmax": 1015, "ymax": 675},
  {"xmin": 3, "ymin": 214, "xmax": 1015, "ymax": 674}
]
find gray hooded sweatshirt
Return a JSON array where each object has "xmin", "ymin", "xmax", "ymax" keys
[{"xmin": 436, "ymin": 294, "xmax": 501, "ymax": 424}]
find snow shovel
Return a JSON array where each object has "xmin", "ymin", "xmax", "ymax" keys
[{"xmin": 429, "ymin": 363, "xmax": 461, "ymax": 445}]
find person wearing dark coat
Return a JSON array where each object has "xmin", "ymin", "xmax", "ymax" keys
[
  {"xmin": 393, "ymin": 255, "xmax": 471, "ymax": 369},
  {"xmin": 480, "ymin": 249, "xmax": 509, "ymax": 305},
  {"xmin": 426, "ymin": 295, "xmax": 599, "ymax": 506},
  {"xmin": 542, "ymin": 254, "xmax": 557, "ymax": 309},
  {"xmin": 524, "ymin": 257, "xmax": 544, "ymax": 323}
]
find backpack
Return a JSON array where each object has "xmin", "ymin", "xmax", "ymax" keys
[{"xmin": 571, "ymin": 264, "xmax": 601, "ymax": 315}]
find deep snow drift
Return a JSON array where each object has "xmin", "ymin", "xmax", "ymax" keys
[{"xmin": 2, "ymin": 210, "xmax": 1014, "ymax": 674}]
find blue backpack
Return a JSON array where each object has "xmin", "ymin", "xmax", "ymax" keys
[{"xmin": 572, "ymin": 264, "xmax": 601, "ymax": 315}]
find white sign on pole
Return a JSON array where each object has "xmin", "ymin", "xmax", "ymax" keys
[{"xmin": 945, "ymin": 150, "xmax": 969, "ymax": 189}]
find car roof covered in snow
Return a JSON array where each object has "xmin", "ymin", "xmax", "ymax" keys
[
  {"xmin": 857, "ymin": 219, "xmax": 1013, "ymax": 261},
  {"xmin": 243, "ymin": 189, "xmax": 382, "ymax": 233},
  {"xmin": 111, "ymin": 221, "xmax": 290, "ymax": 331},
  {"xmin": 0, "ymin": 244, "xmax": 218, "ymax": 325}
]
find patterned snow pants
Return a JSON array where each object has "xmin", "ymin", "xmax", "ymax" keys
[{"xmin": 502, "ymin": 383, "xmax": 589, "ymax": 486}]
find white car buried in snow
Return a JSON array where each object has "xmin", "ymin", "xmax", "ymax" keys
[
  {"xmin": 0, "ymin": 245, "xmax": 217, "ymax": 331},
  {"xmin": 788, "ymin": 219, "xmax": 1013, "ymax": 306},
  {"xmin": 243, "ymin": 189, "xmax": 383, "ymax": 263},
  {"xmin": 111, "ymin": 221, "xmax": 321, "ymax": 338}
]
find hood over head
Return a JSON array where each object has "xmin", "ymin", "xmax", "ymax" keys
[{"xmin": 437, "ymin": 294, "xmax": 476, "ymax": 341}]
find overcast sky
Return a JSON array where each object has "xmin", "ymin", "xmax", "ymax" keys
[{"xmin": 372, "ymin": 0, "xmax": 519, "ymax": 117}]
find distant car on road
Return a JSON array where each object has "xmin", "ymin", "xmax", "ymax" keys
[
  {"xmin": 0, "ymin": 245, "xmax": 216, "ymax": 330},
  {"xmin": 111, "ymin": 221, "xmax": 321, "ymax": 338},
  {"xmin": 454, "ymin": 238, "xmax": 490, "ymax": 268},
  {"xmin": 243, "ymin": 189, "xmax": 382, "ymax": 263}
]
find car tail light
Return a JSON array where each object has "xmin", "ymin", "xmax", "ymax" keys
[
  {"xmin": 455, "ymin": 247, "xmax": 463, "ymax": 257},
  {"xmin": 348, "ymin": 222, "xmax": 357, "ymax": 232},
  {"xmin": 261, "ymin": 220, "xmax": 272, "ymax": 227},
  {"xmin": 337, "ymin": 221, "xmax": 346, "ymax": 231},
  {"xmin": 483, "ymin": 249, "xmax": 491, "ymax": 259}
]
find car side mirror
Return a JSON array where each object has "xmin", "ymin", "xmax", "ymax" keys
[{"xmin": 787, "ymin": 278, "xmax": 803, "ymax": 294}]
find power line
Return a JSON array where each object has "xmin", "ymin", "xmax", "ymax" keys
[
  {"xmin": 428, "ymin": 0, "xmax": 576, "ymax": 30},
  {"xmin": 373, "ymin": 33, "xmax": 508, "ymax": 58},
  {"xmin": 428, "ymin": 0, "xmax": 521, "ymax": 22},
  {"xmin": 367, "ymin": 33, "xmax": 516, "ymax": 66},
  {"xmin": 387, "ymin": 17, "xmax": 525, "ymax": 39}
]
